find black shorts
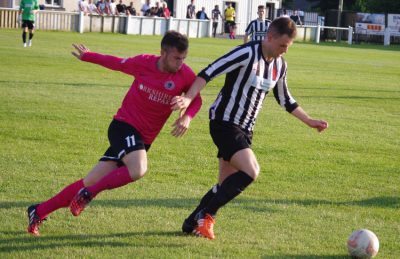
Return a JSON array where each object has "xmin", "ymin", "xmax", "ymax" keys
[
  {"xmin": 224, "ymin": 21, "xmax": 235, "ymax": 33},
  {"xmin": 100, "ymin": 119, "xmax": 151, "ymax": 166},
  {"xmin": 209, "ymin": 120, "xmax": 253, "ymax": 161},
  {"xmin": 22, "ymin": 20, "xmax": 35, "ymax": 30}
]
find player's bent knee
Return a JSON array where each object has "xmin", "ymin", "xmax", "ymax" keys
[
  {"xmin": 247, "ymin": 164, "xmax": 260, "ymax": 180},
  {"xmin": 127, "ymin": 164, "xmax": 147, "ymax": 180}
]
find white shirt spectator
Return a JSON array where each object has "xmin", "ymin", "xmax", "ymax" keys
[
  {"xmin": 141, "ymin": 0, "xmax": 151, "ymax": 16},
  {"xmin": 109, "ymin": 0, "xmax": 118, "ymax": 15},
  {"xmin": 78, "ymin": 0, "xmax": 88, "ymax": 13},
  {"xmin": 87, "ymin": 0, "xmax": 98, "ymax": 14}
]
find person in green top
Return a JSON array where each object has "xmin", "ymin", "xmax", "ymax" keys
[{"xmin": 19, "ymin": 0, "xmax": 39, "ymax": 47}]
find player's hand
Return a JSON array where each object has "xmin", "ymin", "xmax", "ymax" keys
[
  {"xmin": 18, "ymin": 14, "xmax": 22, "ymax": 23},
  {"xmin": 170, "ymin": 95, "xmax": 192, "ymax": 111},
  {"xmin": 309, "ymin": 119, "xmax": 328, "ymax": 133},
  {"xmin": 71, "ymin": 44, "xmax": 90, "ymax": 60},
  {"xmin": 171, "ymin": 113, "xmax": 191, "ymax": 137}
]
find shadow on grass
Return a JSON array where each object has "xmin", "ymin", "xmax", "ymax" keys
[
  {"xmin": 0, "ymin": 196, "xmax": 398, "ymax": 211},
  {"xmin": 295, "ymin": 86, "xmax": 400, "ymax": 94},
  {"xmin": 262, "ymin": 255, "xmax": 349, "ymax": 258},
  {"xmin": 294, "ymin": 95, "xmax": 400, "ymax": 101},
  {"xmin": 0, "ymin": 230, "xmax": 184, "ymax": 253},
  {"xmin": 237, "ymin": 196, "xmax": 400, "ymax": 210},
  {"xmin": 296, "ymin": 40, "xmax": 400, "ymax": 52}
]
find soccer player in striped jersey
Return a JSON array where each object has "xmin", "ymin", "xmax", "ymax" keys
[
  {"xmin": 172, "ymin": 17, "xmax": 328, "ymax": 240},
  {"xmin": 26, "ymin": 31, "xmax": 202, "ymax": 236},
  {"xmin": 244, "ymin": 5, "xmax": 272, "ymax": 43}
]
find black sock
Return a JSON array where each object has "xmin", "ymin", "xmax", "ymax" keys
[
  {"xmin": 22, "ymin": 32, "xmax": 26, "ymax": 43},
  {"xmin": 186, "ymin": 184, "xmax": 218, "ymax": 223},
  {"xmin": 203, "ymin": 171, "xmax": 254, "ymax": 216},
  {"xmin": 29, "ymin": 33, "xmax": 34, "ymax": 40}
]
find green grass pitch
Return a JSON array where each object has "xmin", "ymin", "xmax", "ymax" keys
[{"xmin": 0, "ymin": 29, "xmax": 399, "ymax": 258}]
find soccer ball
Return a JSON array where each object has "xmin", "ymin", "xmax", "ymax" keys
[{"xmin": 347, "ymin": 229, "xmax": 379, "ymax": 258}]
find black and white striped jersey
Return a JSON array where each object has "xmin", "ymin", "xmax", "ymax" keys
[
  {"xmin": 245, "ymin": 19, "xmax": 272, "ymax": 41},
  {"xmin": 198, "ymin": 40, "xmax": 298, "ymax": 132}
]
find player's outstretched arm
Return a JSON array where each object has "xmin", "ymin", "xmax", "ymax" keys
[
  {"xmin": 171, "ymin": 77, "xmax": 206, "ymax": 111},
  {"xmin": 171, "ymin": 113, "xmax": 192, "ymax": 137},
  {"xmin": 71, "ymin": 44, "xmax": 91, "ymax": 60},
  {"xmin": 291, "ymin": 106, "xmax": 328, "ymax": 133}
]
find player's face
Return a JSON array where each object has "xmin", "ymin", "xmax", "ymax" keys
[
  {"xmin": 265, "ymin": 33, "xmax": 293, "ymax": 58},
  {"xmin": 257, "ymin": 9, "xmax": 265, "ymax": 19},
  {"xmin": 160, "ymin": 47, "xmax": 187, "ymax": 73}
]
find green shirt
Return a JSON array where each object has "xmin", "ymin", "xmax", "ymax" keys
[{"xmin": 20, "ymin": 0, "xmax": 39, "ymax": 21}]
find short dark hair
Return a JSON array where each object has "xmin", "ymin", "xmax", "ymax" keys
[
  {"xmin": 268, "ymin": 17, "xmax": 297, "ymax": 39},
  {"xmin": 258, "ymin": 5, "xmax": 265, "ymax": 10},
  {"xmin": 161, "ymin": 30, "xmax": 189, "ymax": 53}
]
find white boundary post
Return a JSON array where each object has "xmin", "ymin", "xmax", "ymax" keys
[
  {"xmin": 384, "ymin": 28, "xmax": 390, "ymax": 46},
  {"xmin": 315, "ymin": 25, "xmax": 320, "ymax": 44},
  {"xmin": 348, "ymin": 26, "xmax": 353, "ymax": 45},
  {"xmin": 78, "ymin": 11, "xmax": 84, "ymax": 33},
  {"xmin": 125, "ymin": 15, "xmax": 130, "ymax": 34}
]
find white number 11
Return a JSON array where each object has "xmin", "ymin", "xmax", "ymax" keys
[{"xmin": 125, "ymin": 135, "xmax": 136, "ymax": 147}]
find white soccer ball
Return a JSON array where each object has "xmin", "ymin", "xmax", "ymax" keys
[{"xmin": 347, "ymin": 229, "xmax": 379, "ymax": 258}]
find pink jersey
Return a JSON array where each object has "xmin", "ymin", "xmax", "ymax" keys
[{"xmin": 81, "ymin": 52, "xmax": 201, "ymax": 144}]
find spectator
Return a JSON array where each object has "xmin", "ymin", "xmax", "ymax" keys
[
  {"xmin": 126, "ymin": 1, "xmax": 136, "ymax": 16},
  {"xmin": 141, "ymin": 0, "xmax": 151, "ymax": 16},
  {"xmin": 116, "ymin": 0, "xmax": 127, "ymax": 15},
  {"xmin": 154, "ymin": 2, "xmax": 163, "ymax": 17},
  {"xmin": 280, "ymin": 8, "xmax": 289, "ymax": 18},
  {"xmin": 196, "ymin": 7, "xmax": 209, "ymax": 20},
  {"xmin": 87, "ymin": 0, "xmax": 99, "ymax": 15},
  {"xmin": 109, "ymin": 0, "xmax": 118, "ymax": 15},
  {"xmin": 103, "ymin": 0, "xmax": 111, "ymax": 15},
  {"xmin": 78, "ymin": 0, "xmax": 88, "ymax": 14},
  {"xmin": 161, "ymin": 2, "xmax": 171, "ymax": 19},
  {"xmin": 149, "ymin": 6, "xmax": 157, "ymax": 16},
  {"xmin": 224, "ymin": 2, "xmax": 235, "ymax": 37},
  {"xmin": 290, "ymin": 9, "xmax": 302, "ymax": 25},
  {"xmin": 96, "ymin": 0, "xmax": 107, "ymax": 15},
  {"xmin": 186, "ymin": 0, "xmax": 195, "ymax": 19},
  {"xmin": 211, "ymin": 5, "xmax": 223, "ymax": 37}
]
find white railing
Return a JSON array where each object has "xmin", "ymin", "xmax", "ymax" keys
[
  {"xmin": 0, "ymin": 8, "xmax": 19, "ymax": 29},
  {"xmin": 36, "ymin": 11, "xmax": 79, "ymax": 31},
  {"xmin": 0, "ymin": 8, "xmax": 211, "ymax": 38},
  {"xmin": 122, "ymin": 15, "xmax": 211, "ymax": 38},
  {"xmin": 298, "ymin": 25, "xmax": 354, "ymax": 45}
]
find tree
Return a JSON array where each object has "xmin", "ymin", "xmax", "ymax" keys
[
  {"xmin": 363, "ymin": 0, "xmax": 400, "ymax": 13},
  {"xmin": 282, "ymin": 0, "xmax": 295, "ymax": 10},
  {"xmin": 306, "ymin": 0, "xmax": 357, "ymax": 13},
  {"xmin": 307, "ymin": 0, "xmax": 400, "ymax": 13}
]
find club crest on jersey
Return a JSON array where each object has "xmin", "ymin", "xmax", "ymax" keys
[{"xmin": 164, "ymin": 81, "xmax": 175, "ymax": 90}]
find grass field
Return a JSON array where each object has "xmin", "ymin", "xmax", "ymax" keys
[{"xmin": 0, "ymin": 29, "xmax": 399, "ymax": 258}]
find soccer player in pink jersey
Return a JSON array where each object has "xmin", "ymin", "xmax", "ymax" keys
[{"xmin": 27, "ymin": 31, "xmax": 202, "ymax": 236}]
